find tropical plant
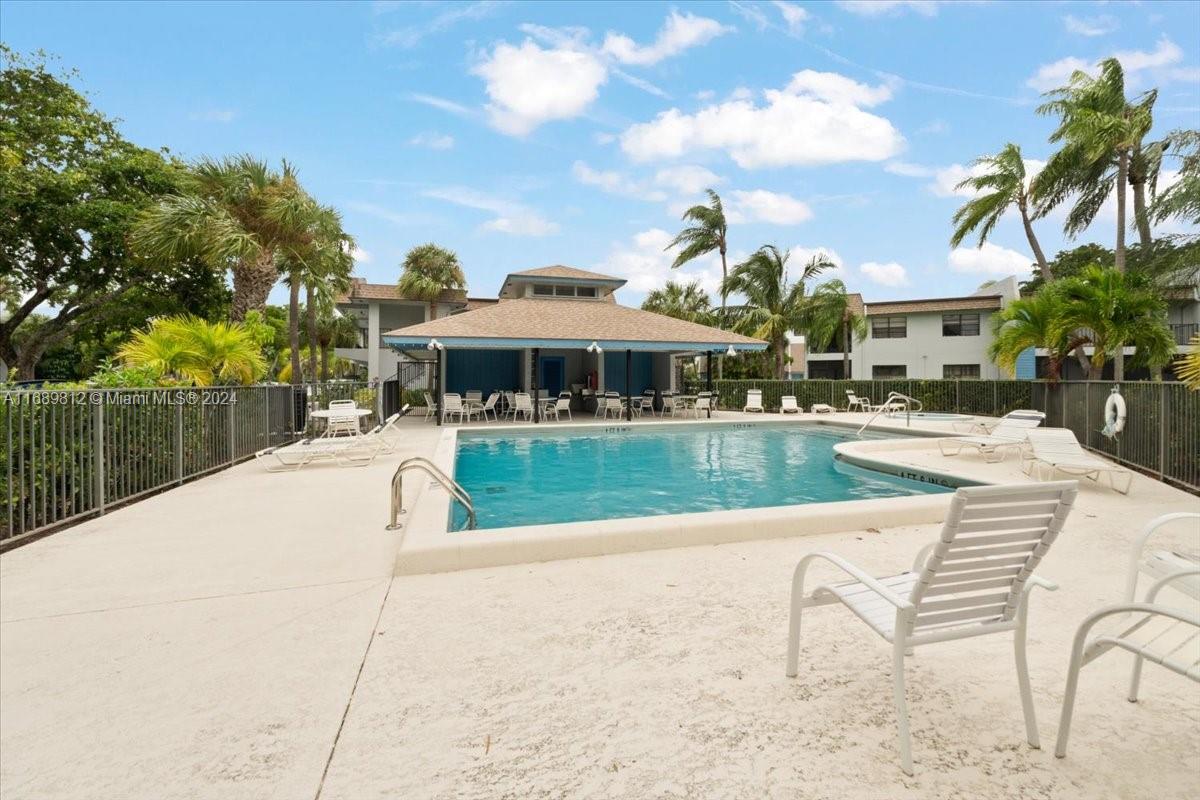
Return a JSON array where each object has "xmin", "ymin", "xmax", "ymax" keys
[
  {"xmin": 800, "ymin": 278, "xmax": 867, "ymax": 379},
  {"xmin": 314, "ymin": 312, "xmax": 361, "ymax": 381},
  {"xmin": 641, "ymin": 281, "xmax": 714, "ymax": 324},
  {"xmin": 275, "ymin": 347, "xmax": 357, "ymax": 382},
  {"xmin": 988, "ymin": 289, "xmax": 1083, "ymax": 383},
  {"xmin": 664, "ymin": 189, "xmax": 729, "ymax": 319},
  {"xmin": 1153, "ymin": 129, "xmax": 1200, "ymax": 227},
  {"xmin": 721, "ymin": 246, "xmax": 830, "ymax": 379},
  {"xmin": 118, "ymin": 316, "xmax": 266, "ymax": 385},
  {"xmin": 397, "ymin": 243, "xmax": 466, "ymax": 322},
  {"xmin": 951, "ymin": 143, "xmax": 1053, "ymax": 279},
  {"xmin": 1052, "ymin": 266, "xmax": 1175, "ymax": 381},
  {"xmin": 1176, "ymin": 334, "xmax": 1200, "ymax": 390}
]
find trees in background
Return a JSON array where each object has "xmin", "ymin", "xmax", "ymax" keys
[
  {"xmin": 0, "ymin": 47, "xmax": 226, "ymax": 380},
  {"xmin": 1153, "ymin": 130, "xmax": 1200, "ymax": 226},
  {"xmin": 640, "ymin": 281, "xmax": 714, "ymax": 325},
  {"xmin": 117, "ymin": 316, "xmax": 266, "ymax": 386},
  {"xmin": 397, "ymin": 243, "xmax": 466, "ymax": 322},
  {"xmin": 800, "ymin": 278, "xmax": 867, "ymax": 379},
  {"xmin": 989, "ymin": 290, "xmax": 1081, "ymax": 383},
  {"xmin": 664, "ymin": 189, "xmax": 729, "ymax": 320}
]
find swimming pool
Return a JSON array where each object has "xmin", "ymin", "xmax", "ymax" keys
[{"xmin": 451, "ymin": 423, "xmax": 952, "ymax": 531}]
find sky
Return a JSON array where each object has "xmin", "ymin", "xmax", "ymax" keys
[{"xmin": 3, "ymin": 0, "xmax": 1199, "ymax": 307}]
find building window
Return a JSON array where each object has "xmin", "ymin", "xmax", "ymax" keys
[
  {"xmin": 576, "ymin": 286, "xmax": 597, "ymax": 298},
  {"xmin": 943, "ymin": 364, "xmax": 981, "ymax": 379},
  {"xmin": 942, "ymin": 312, "xmax": 980, "ymax": 336},
  {"xmin": 532, "ymin": 284, "xmax": 554, "ymax": 296},
  {"xmin": 356, "ymin": 327, "xmax": 368, "ymax": 348},
  {"xmin": 871, "ymin": 316, "xmax": 907, "ymax": 339},
  {"xmin": 873, "ymin": 365, "xmax": 907, "ymax": 379}
]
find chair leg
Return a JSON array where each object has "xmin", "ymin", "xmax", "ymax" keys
[
  {"xmin": 1127, "ymin": 655, "xmax": 1145, "ymax": 703},
  {"xmin": 786, "ymin": 574, "xmax": 805, "ymax": 678},
  {"xmin": 1054, "ymin": 633, "xmax": 1089, "ymax": 758},
  {"xmin": 1014, "ymin": 604, "xmax": 1041, "ymax": 748},
  {"xmin": 892, "ymin": 638, "xmax": 914, "ymax": 776}
]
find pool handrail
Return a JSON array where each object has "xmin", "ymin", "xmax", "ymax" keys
[
  {"xmin": 388, "ymin": 457, "xmax": 476, "ymax": 531},
  {"xmin": 857, "ymin": 391, "xmax": 923, "ymax": 436}
]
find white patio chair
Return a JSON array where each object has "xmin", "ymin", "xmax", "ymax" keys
[
  {"xmin": 660, "ymin": 392, "xmax": 677, "ymax": 417},
  {"xmin": 693, "ymin": 392, "xmax": 714, "ymax": 418},
  {"xmin": 464, "ymin": 390, "xmax": 482, "ymax": 404},
  {"xmin": 787, "ymin": 481, "xmax": 1079, "ymax": 775},
  {"xmin": 442, "ymin": 393, "xmax": 468, "ymax": 424},
  {"xmin": 845, "ymin": 389, "xmax": 872, "ymax": 412},
  {"xmin": 938, "ymin": 413, "xmax": 1045, "ymax": 463},
  {"xmin": 328, "ymin": 399, "xmax": 356, "ymax": 410},
  {"xmin": 471, "ymin": 392, "xmax": 500, "ymax": 423},
  {"xmin": 744, "ymin": 389, "xmax": 764, "ymax": 413},
  {"xmin": 323, "ymin": 409, "xmax": 363, "ymax": 438},
  {"xmin": 510, "ymin": 392, "xmax": 534, "ymax": 422},
  {"xmin": 1023, "ymin": 428, "xmax": 1133, "ymax": 494},
  {"xmin": 551, "ymin": 395, "xmax": 572, "ymax": 421},
  {"xmin": 1055, "ymin": 511, "xmax": 1200, "ymax": 758},
  {"xmin": 780, "ymin": 395, "xmax": 801, "ymax": 414},
  {"xmin": 422, "ymin": 391, "xmax": 438, "ymax": 422}
]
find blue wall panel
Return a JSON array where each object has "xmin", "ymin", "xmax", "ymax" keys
[
  {"xmin": 1015, "ymin": 347, "xmax": 1036, "ymax": 380},
  {"xmin": 446, "ymin": 350, "xmax": 521, "ymax": 395},
  {"xmin": 604, "ymin": 351, "xmax": 653, "ymax": 394}
]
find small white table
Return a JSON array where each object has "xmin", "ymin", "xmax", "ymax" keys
[{"xmin": 310, "ymin": 408, "xmax": 372, "ymax": 436}]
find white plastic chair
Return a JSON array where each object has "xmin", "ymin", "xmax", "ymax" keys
[
  {"xmin": 471, "ymin": 392, "xmax": 500, "ymax": 423},
  {"xmin": 1054, "ymin": 512, "xmax": 1200, "ymax": 758},
  {"xmin": 422, "ymin": 391, "xmax": 438, "ymax": 422},
  {"xmin": 845, "ymin": 390, "xmax": 872, "ymax": 412},
  {"xmin": 693, "ymin": 392, "xmax": 714, "ymax": 418},
  {"xmin": 1023, "ymin": 428, "xmax": 1133, "ymax": 494},
  {"xmin": 660, "ymin": 392, "xmax": 677, "ymax": 417},
  {"xmin": 744, "ymin": 389, "xmax": 764, "ymax": 413},
  {"xmin": 551, "ymin": 396, "xmax": 572, "ymax": 421},
  {"xmin": 787, "ymin": 481, "xmax": 1078, "ymax": 775},
  {"xmin": 442, "ymin": 393, "xmax": 467, "ymax": 424},
  {"xmin": 510, "ymin": 393, "xmax": 534, "ymax": 422},
  {"xmin": 954, "ymin": 409, "xmax": 1045, "ymax": 434},
  {"xmin": 464, "ymin": 390, "xmax": 482, "ymax": 404},
  {"xmin": 938, "ymin": 413, "xmax": 1045, "ymax": 463},
  {"xmin": 780, "ymin": 395, "xmax": 801, "ymax": 414}
]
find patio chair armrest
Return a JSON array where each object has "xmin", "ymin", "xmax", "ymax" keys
[
  {"xmin": 911, "ymin": 542, "xmax": 936, "ymax": 573},
  {"xmin": 1124, "ymin": 513, "xmax": 1200, "ymax": 602},
  {"xmin": 1024, "ymin": 574, "xmax": 1059, "ymax": 594},
  {"xmin": 1144, "ymin": 567, "xmax": 1200, "ymax": 603},
  {"xmin": 796, "ymin": 551, "xmax": 914, "ymax": 611}
]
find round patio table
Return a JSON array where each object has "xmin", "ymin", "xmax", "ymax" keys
[{"xmin": 309, "ymin": 408, "xmax": 372, "ymax": 435}]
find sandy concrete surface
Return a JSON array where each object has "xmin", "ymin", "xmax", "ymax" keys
[{"xmin": 3, "ymin": 413, "xmax": 1198, "ymax": 799}]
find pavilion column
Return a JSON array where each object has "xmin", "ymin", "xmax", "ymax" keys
[
  {"xmin": 435, "ymin": 349, "xmax": 444, "ymax": 426},
  {"xmin": 706, "ymin": 351, "xmax": 713, "ymax": 419},
  {"xmin": 625, "ymin": 349, "xmax": 632, "ymax": 422},
  {"xmin": 532, "ymin": 347, "xmax": 540, "ymax": 423}
]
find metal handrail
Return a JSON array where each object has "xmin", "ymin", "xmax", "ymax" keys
[
  {"xmin": 387, "ymin": 457, "xmax": 476, "ymax": 531},
  {"xmin": 857, "ymin": 391, "xmax": 923, "ymax": 436}
]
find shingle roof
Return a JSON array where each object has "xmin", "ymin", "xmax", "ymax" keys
[
  {"xmin": 866, "ymin": 295, "xmax": 1002, "ymax": 316},
  {"xmin": 383, "ymin": 297, "xmax": 765, "ymax": 350},
  {"xmin": 508, "ymin": 265, "xmax": 625, "ymax": 283},
  {"xmin": 847, "ymin": 292, "xmax": 865, "ymax": 317},
  {"xmin": 336, "ymin": 279, "xmax": 466, "ymax": 305}
]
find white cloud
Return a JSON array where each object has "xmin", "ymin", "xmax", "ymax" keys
[
  {"xmin": 572, "ymin": 161, "xmax": 666, "ymax": 201},
  {"xmin": 594, "ymin": 228, "xmax": 725, "ymax": 299},
  {"xmin": 351, "ymin": 246, "xmax": 372, "ymax": 264},
  {"xmin": 379, "ymin": 0, "xmax": 500, "ymax": 48},
  {"xmin": 771, "ymin": 1, "xmax": 810, "ymax": 33},
  {"xmin": 884, "ymin": 161, "xmax": 934, "ymax": 178},
  {"xmin": 406, "ymin": 92, "xmax": 474, "ymax": 116},
  {"xmin": 594, "ymin": 131, "xmax": 616, "ymax": 145},
  {"xmin": 948, "ymin": 243, "xmax": 1031, "ymax": 276},
  {"xmin": 473, "ymin": 39, "xmax": 607, "ymax": 135},
  {"xmin": 727, "ymin": 189, "xmax": 813, "ymax": 225},
  {"xmin": 859, "ymin": 261, "xmax": 909, "ymax": 287},
  {"xmin": 729, "ymin": 0, "xmax": 771, "ymax": 31},
  {"xmin": 917, "ymin": 119, "xmax": 949, "ymax": 135},
  {"xmin": 620, "ymin": 70, "xmax": 903, "ymax": 168},
  {"xmin": 188, "ymin": 109, "xmax": 236, "ymax": 123},
  {"xmin": 927, "ymin": 158, "xmax": 1045, "ymax": 198},
  {"xmin": 653, "ymin": 165, "xmax": 722, "ymax": 195},
  {"xmin": 1026, "ymin": 37, "xmax": 1186, "ymax": 92},
  {"xmin": 601, "ymin": 10, "xmax": 732, "ymax": 66},
  {"xmin": 836, "ymin": 1, "xmax": 940, "ymax": 17},
  {"xmin": 345, "ymin": 201, "xmax": 438, "ymax": 227},
  {"xmin": 694, "ymin": 89, "xmax": 715, "ymax": 101},
  {"xmin": 422, "ymin": 186, "xmax": 559, "ymax": 237},
  {"xmin": 408, "ymin": 131, "xmax": 454, "ymax": 150},
  {"xmin": 570, "ymin": 162, "xmax": 720, "ymax": 202},
  {"xmin": 1063, "ymin": 14, "xmax": 1118, "ymax": 38}
]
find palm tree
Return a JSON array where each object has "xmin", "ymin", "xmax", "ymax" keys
[
  {"xmin": 1152, "ymin": 129, "xmax": 1200, "ymax": 226},
  {"xmin": 665, "ymin": 190, "xmax": 729, "ymax": 319},
  {"xmin": 721, "ymin": 246, "xmax": 829, "ymax": 379},
  {"xmin": 315, "ymin": 312, "xmax": 361, "ymax": 381},
  {"xmin": 133, "ymin": 156, "xmax": 329, "ymax": 321},
  {"xmin": 800, "ymin": 279, "xmax": 867, "ymax": 379},
  {"xmin": 397, "ymin": 243, "xmax": 466, "ymax": 323},
  {"xmin": 1053, "ymin": 265, "xmax": 1175, "ymax": 381},
  {"xmin": 118, "ymin": 315, "xmax": 266, "ymax": 385},
  {"xmin": 951, "ymin": 143, "xmax": 1052, "ymax": 280},
  {"xmin": 1176, "ymin": 334, "xmax": 1200, "ymax": 390},
  {"xmin": 988, "ymin": 289, "xmax": 1084, "ymax": 383},
  {"xmin": 641, "ymin": 281, "xmax": 714, "ymax": 324}
]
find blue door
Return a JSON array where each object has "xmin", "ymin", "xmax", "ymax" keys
[{"xmin": 539, "ymin": 357, "xmax": 565, "ymax": 395}]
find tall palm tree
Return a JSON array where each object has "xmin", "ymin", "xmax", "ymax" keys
[
  {"xmin": 665, "ymin": 190, "xmax": 729, "ymax": 319},
  {"xmin": 118, "ymin": 315, "xmax": 266, "ymax": 386},
  {"xmin": 315, "ymin": 312, "xmax": 361, "ymax": 381},
  {"xmin": 1153, "ymin": 129, "xmax": 1200, "ymax": 226},
  {"xmin": 133, "ymin": 156, "xmax": 328, "ymax": 321},
  {"xmin": 641, "ymin": 281, "xmax": 714, "ymax": 324},
  {"xmin": 1053, "ymin": 265, "xmax": 1175, "ymax": 381},
  {"xmin": 722, "ymin": 247, "xmax": 829, "ymax": 379},
  {"xmin": 800, "ymin": 279, "xmax": 867, "ymax": 379},
  {"xmin": 951, "ymin": 143, "xmax": 1053, "ymax": 280},
  {"xmin": 397, "ymin": 243, "xmax": 466, "ymax": 323},
  {"xmin": 988, "ymin": 288, "xmax": 1085, "ymax": 383}
]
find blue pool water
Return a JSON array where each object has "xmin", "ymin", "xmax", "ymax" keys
[{"xmin": 451, "ymin": 423, "xmax": 952, "ymax": 531}]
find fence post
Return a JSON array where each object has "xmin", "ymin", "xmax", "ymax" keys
[
  {"xmin": 227, "ymin": 391, "xmax": 235, "ymax": 465},
  {"xmin": 175, "ymin": 401, "xmax": 184, "ymax": 485},
  {"xmin": 1159, "ymin": 384, "xmax": 1166, "ymax": 479},
  {"xmin": 92, "ymin": 396, "xmax": 105, "ymax": 516},
  {"xmin": 1061, "ymin": 382, "xmax": 1067, "ymax": 428},
  {"xmin": 992, "ymin": 382, "xmax": 998, "ymax": 416},
  {"xmin": 1084, "ymin": 382, "xmax": 1090, "ymax": 449},
  {"xmin": 955, "ymin": 380, "xmax": 960, "ymax": 413}
]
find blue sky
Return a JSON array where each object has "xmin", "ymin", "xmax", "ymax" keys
[{"xmin": 4, "ymin": 0, "xmax": 1199, "ymax": 305}]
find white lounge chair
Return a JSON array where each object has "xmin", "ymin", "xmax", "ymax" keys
[
  {"xmin": 780, "ymin": 395, "xmax": 801, "ymax": 414},
  {"xmin": 744, "ymin": 389, "xmax": 764, "ymax": 413},
  {"xmin": 1055, "ymin": 512, "xmax": 1200, "ymax": 758},
  {"xmin": 442, "ymin": 393, "xmax": 468, "ymax": 424},
  {"xmin": 787, "ymin": 481, "xmax": 1078, "ymax": 775},
  {"xmin": 845, "ymin": 390, "xmax": 872, "ymax": 412},
  {"xmin": 1124, "ymin": 512, "xmax": 1200, "ymax": 604},
  {"xmin": 938, "ymin": 413, "xmax": 1045, "ymax": 463},
  {"xmin": 1023, "ymin": 428, "xmax": 1133, "ymax": 494},
  {"xmin": 954, "ymin": 409, "xmax": 1045, "ymax": 434},
  {"xmin": 255, "ymin": 432, "xmax": 384, "ymax": 472}
]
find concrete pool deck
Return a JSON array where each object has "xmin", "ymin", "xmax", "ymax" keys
[{"xmin": 2, "ymin": 411, "xmax": 1198, "ymax": 799}]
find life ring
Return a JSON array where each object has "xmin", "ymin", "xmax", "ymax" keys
[{"xmin": 1103, "ymin": 390, "xmax": 1126, "ymax": 436}]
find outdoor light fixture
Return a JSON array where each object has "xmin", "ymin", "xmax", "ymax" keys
[
  {"xmin": 427, "ymin": 338, "xmax": 444, "ymax": 351},
  {"xmin": 587, "ymin": 341, "xmax": 603, "ymax": 353},
  {"xmin": 726, "ymin": 345, "xmax": 737, "ymax": 357}
]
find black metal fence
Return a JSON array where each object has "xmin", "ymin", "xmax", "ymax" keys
[{"xmin": 1, "ymin": 381, "xmax": 378, "ymax": 545}]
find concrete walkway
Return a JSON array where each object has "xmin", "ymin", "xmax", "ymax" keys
[{"xmin": 2, "ymin": 414, "xmax": 1198, "ymax": 799}]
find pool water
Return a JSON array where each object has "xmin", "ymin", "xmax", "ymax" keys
[{"xmin": 451, "ymin": 423, "xmax": 952, "ymax": 531}]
